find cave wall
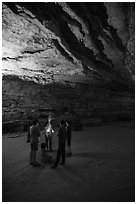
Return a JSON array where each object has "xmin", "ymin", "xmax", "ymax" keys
[
  {"xmin": 3, "ymin": 75, "xmax": 134, "ymax": 131},
  {"xmin": 2, "ymin": 2, "xmax": 135, "ymax": 133}
]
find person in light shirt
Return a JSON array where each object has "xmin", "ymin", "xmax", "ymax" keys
[{"xmin": 45, "ymin": 115, "xmax": 54, "ymax": 152}]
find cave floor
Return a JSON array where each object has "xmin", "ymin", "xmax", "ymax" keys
[{"xmin": 2, "ymin": 124, "xmax": 135, "ymax": 202}]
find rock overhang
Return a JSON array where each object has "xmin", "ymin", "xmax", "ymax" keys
[{"xmin": 2, "ymin": 2, "xmax": 135, "ymax": 89}]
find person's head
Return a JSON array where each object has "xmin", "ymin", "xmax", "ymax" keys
[
  {"xmin": 32, "ymin": 119, "xmax": 38, "ymax": 126},
  {"xmin": 41, "ymin": 143, "xmax": 46, "ymax": 150},
  {"xmin": 60, "ymin": 120, "xmax": 65, "ymax": 127}
]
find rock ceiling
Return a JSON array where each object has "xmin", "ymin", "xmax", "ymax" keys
[{"xmin": 2, "ymin": 2, "xmax": 135, "ymax": 90}]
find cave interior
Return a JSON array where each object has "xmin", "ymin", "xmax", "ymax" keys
[{"xmin": 2, "ymin": 2, "xmax": 135, "ymax": 133}]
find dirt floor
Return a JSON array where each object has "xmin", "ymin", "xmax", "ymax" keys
[{"xmin": 2, "ymin": 124, "xmax": 135, "ymax": 202}]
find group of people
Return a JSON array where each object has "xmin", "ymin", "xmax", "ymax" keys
[{"xmin": 28, "ymin": 116, "xmax": 72, "ymax": 168}]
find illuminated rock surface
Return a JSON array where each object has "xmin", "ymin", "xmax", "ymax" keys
[{"xmin": 2, "ymin": 2, "xmax": 135, "ymax": 131}]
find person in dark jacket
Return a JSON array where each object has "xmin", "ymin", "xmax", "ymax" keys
[
  {"xmin": 66, "ymin": 121, "xmax": 72, "ymax": 156},
  {"xmin": 51, "ymin": 120, "xmax": 66, "ymax": 169}
]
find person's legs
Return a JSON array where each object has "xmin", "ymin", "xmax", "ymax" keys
[
  {"xmin": 48, "ymin": 137, "xmax": 50, "ymax": 150},
  {"xmin": 47, "ymin": 134, "xmax": 51, "ymax": 151},
  {"xmin": 31, "ymin": 143, "xmax": 39, "ymax": 167},
  {"xmin": 45, "ymin": 135, "xmax": 48, "ymax": 149},
  {"xmin": 51, "ymin": 145, "xmax": 61, "ymax": 168},
  {"xmin": 49, "ymin": 135, "xmax": 53, "ymax": 151},
  {"xmin": 30, "ymin": 149, "xmax": 33, "ymax": 165},
  {"xmin": 68, "ymin": 145, "xmax": 72, "ymax": 155},
  {"xmin": 30, "ymin": 144, "xmax": 36, "ymax": 165},
  {"xmin": 60, "ymin": 144, "xmax": 65, "ymax": 165},
  {"xmin": 67, "ymin": 136, "xmax": 72, "ymax": 155},
  {"xmin": 33, "ymin": 150, "xmax": 37, "ymax": 165}
]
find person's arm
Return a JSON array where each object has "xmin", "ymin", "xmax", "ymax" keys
[
  {"xmin": 56, "ymin": 131, "xmax": 59, "ymax": 137},
  {"xmin": 56, "ymin": 128, "xmax": 61, "ymax": 137},
  {"xmin": 51, "ymin": 124, "xmax": 54, "ymax": 133},
  {"xmin": 30, "ymin": 126, "xmax": 32, "ymax": 135}
]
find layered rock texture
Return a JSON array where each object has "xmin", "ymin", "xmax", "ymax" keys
[{"xmin": 2, "ymin": 2, "xmax": 135, "ymax": 132}]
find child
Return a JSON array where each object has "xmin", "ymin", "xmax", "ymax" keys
[{"xmin": 41, "ymin": 143, "xmax": 52, "ymax": 163}]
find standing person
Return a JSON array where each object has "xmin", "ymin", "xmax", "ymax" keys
[
  {"xmin": 30, "ymin": 119, "xmax": 41, "ymax": 167},
  {"xmin": 66, "ymin": 121, "xmax": 72, "ymax": 156},
  {"xmin": 45, "ymin": 115, "xmax": 54, "ymax": 152},
  {"xmin": 51, "ymin": 120, "xmax": 66, "ymax": 169}
]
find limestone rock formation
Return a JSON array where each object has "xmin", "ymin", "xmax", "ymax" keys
[{"xmin": 2, "ymin": 2, "xmax": 135, "ymax": 132}]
